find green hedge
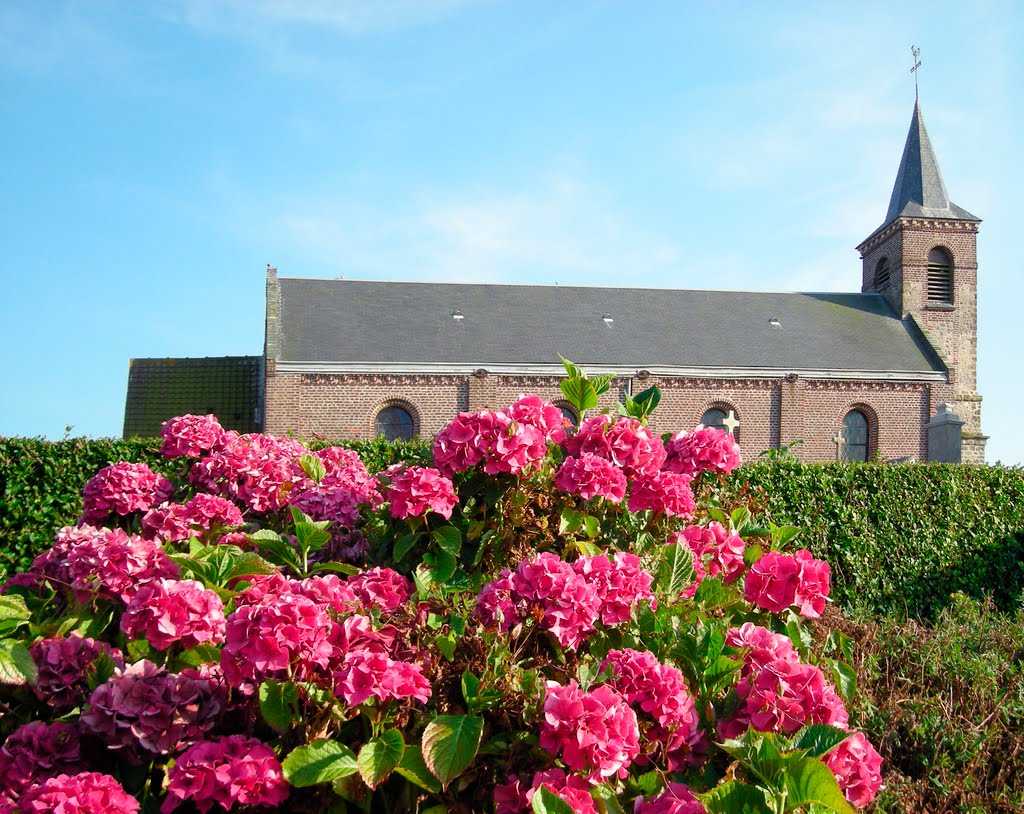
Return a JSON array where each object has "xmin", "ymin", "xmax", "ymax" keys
[
  {"xmin": 3, "ymin": 438, "xmax": 1023, "ymax": 619},
  {"xmin": 0, "ymin": 436, "xmax": 430, "ymax": 579},
  {"xmin": 726, "ymin": 461, "xmax": 1024, "ymax": 618}
]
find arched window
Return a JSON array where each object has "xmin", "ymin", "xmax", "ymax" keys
[
  {"xmin": 375, "ymin": 405, "xmax": 415, "ymax": 441},
  {"xmin": 927, "ymin": 247, "xmax": 953, "ymax": 305},
  {"xmin": 841, "ymin": 410, "xmax": 870, "ymax": 462},
  {"xmin": 874, "ymin": 256, "xmax": 891, "ymax": 290},
  {"xmin": 701, "ymin": 406, "xmax": 739, "ymax": 441}
]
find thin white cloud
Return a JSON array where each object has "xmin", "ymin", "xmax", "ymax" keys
[{"xmin": 276, "ymin": 171, "xmax": 685, "ymax": 286}]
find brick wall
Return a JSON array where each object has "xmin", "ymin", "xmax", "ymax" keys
[{"xmin": 264, "ymin": 368, "xmax": 935, "ymax": 462}]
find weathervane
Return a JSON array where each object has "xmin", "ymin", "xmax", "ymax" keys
[{"xmin": 910, "ymin": 45, "xmax": 922, "ymax": 100}]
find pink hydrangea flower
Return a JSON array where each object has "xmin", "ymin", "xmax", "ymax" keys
[
  {"xmin": 554, "ymin": 454, "xmax": 628, "ymax": 503},
  {"xmin": 29, "ymin": 634, "xmax": 124, "ymax": 712},
  {"xmin": 506, "ymin": 394, "xmax": 570, "ymax": 442},
  {"xmin": 495, "ymin": 769, "xmax": 597, "ymax": 814},
  {"xmin": 64, "ymin": 528, "xmax": 179, "ymax": 603},
  {"xmin": 540, "ymin": 680, "xmax": 640, "ymax": 780},
  {"xmin": 634, "ymin": 783, "xmax": 707, "ymax": 814},
  {"xmin": 18, "ymin": 771, "xmax": 139, "ymax": 814},
  {"xmin": 573, "ymin": 553, "xmax": 654, "ymax": 626},
  {"xmin": 725, "ymin": 622, "xmax": 798, "ymax": 676},
  {"xmin": 333, "ymin": 649, "xmax": 431, "ymax": 706},
  {"xmin": 161, "ymin": 736, "xmax": 288, "ymax": 813},
  {"xmin": 385, "ymin": 466, "xmax": 458, "ymax": 520},
  {"xmin": 80, "ymin": 660, "xmax": 223, "ymax": 756},
  {"xmin": 671, "ymin": 522, "xmax": 746, "ymax": 587},
  {"xmin": 432, "ymin": 410, "xmax": 492, "ymax": 476},
  {"xmin": 348, "ymin": 567, "xmax": 413, "ymax": 613},
  {"xmin": 80, "ymin": 462, "xmax": 173, "ymax": 523},
  {"xmin": 190, "ymin": 433, "xmax": 309, "ymax": 513},
  {"xmin": 0, "ymin": 722, "xmax": 82, "ymax": 804},
  {"xmin": 160, "ymin": 414, "xmax": 227, "ymax": 459},
  {"xmin": 563, "ymin": 415, "xmax": 667, "ymax": 479},
  {"xmin": 121, "ymin": 578, "xmax": 227, "ymax": 651},
  {"xmin": 221, "ymin": 593, "xmax": 335, "ymax": 686},
  {"xmin": 601, "ymin": 649, "xmax": 703, "ymax": 768},
  {"xmin": 823, "ymin": 732, "xmax": 884, "ymax": 807},
  {"xmin": 664, "ymin": 425, "xmax": 742, "ymax": 477},
  {"xmin": 744, "ymin": 550, "xmax": 830, "ymax": 618},
  {"xmin": 627, "ymin": 471, "xmax": 695, "ymax": 518},
  {"xmin": 739, "ymin": 658, "xmax": 848, "ymax": 735},
  {"xmin": 511, "ymin": 553, "xmax": 601, "ymax": 650}
]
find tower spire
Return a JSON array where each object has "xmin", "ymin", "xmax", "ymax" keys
[{"xmin": 883, "ymin": 99, "xmax": 979, "ymax": 225}]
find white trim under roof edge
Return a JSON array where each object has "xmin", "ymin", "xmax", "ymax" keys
[{"xmin": 273, "ymin": 361, "xmax": 946, "ymax": 383}]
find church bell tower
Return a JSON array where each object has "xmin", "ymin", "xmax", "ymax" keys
[{"xmin": 856, "ymin": 98, "xmax": 986, "ymax": 463}]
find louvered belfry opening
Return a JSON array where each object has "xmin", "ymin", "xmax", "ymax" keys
[
  {"xmin": 927, "ymin": 247, "xmax": 953, "ymax": 305},
  {"xmin": 875, "ymin": 256, "xmax": 891, "ymax": 290}
]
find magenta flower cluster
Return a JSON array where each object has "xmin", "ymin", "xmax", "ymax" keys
[
  {"xmin": 664, "ymin": 424, "xmax": 742, "ymax": 477},
  {"xmin": 432, "ymin": 395, "xmax": 567, "ymax": 478},
  {"xmin": 80, "ymin": 462, "xmax": 173, "ymax": 524},
  {"xmin": 744, "ymin": 549, "xmax": 831, "ymax": 618},
  {"xmin": 384, "ymin": 465, "xmax": 458, "ymax": 520},
  {"xmin": 476, "ymin": 552, "xmax": 653, "ymax": 649},
  {"xmin": 162, "ymin": 735, "xmax": 289, "ymax": 813},
  {"xmin": 540, "ymin": 680, "xmax": 641, "ymax": 780}
]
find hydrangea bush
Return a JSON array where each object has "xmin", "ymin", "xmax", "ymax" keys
[{"xmin": 0, "ymin": 361, "xmax": 882, "ymax": 813}]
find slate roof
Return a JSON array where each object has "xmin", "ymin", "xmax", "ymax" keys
[
  {"xmin": 274, "ymin": 278, "xmax": 945, "ymax": 376},
  {"xmin": 123, "ymin": 356, "xmax": 262, "ymax": 438},
  {"xmin": 884, "ymin": 100, "xmax": 979, "ymax": 225}
]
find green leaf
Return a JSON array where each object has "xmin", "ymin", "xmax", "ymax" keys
[
  {"xmin": 393, "ymin": 532, "xmax": 419, "ymax": 562},
  {"xmin": 423, "ymin": 550, "xmax": 458, "ymax": 584},
  {"xmin": 357, "ymin": 729, "xmax": 405, "ymax": 789},
  {"xmin": 432, "ymin": 526, "xmax": 462, "ymax": 557},
  {"xmin": 783, "ymin": 757, "xmax": 856, "ymax": 813},
  {"xmin": 309, "ymin": 561, "xmax": 359, "ymax": 576},
  {"xmin": 299, "ymin": 454, "xmax": 327, "ymax": 484},
  {"xmin": 283, "ymin": 739, "xmax": 359, "ymax": 787},
  {"xmin": 396, "ymin": 746, "xmax": 442, "ymax": 793},
  {"xmin": 658, "ymin": 542, "xmax": 696, "ymax": 597},
  {"xmin": 259, "ymin": 679, "xmax": 299, "ymax": 733},
  {"xmin": 0, "ymin": 639, "xmax": 36, "ymax": 685},
  {"xmin": 826, "ymin": 658, "xmax": 857, "ymax": 704},
  {"xmin": 0, "ymin": 595, "xmax": 31, "ymax": 622},
  {"xmin": 421, "ymin": 714, "xmax": 484, "ymax": 790},
  {"xmin": 532, "ymin": 786, "xmax": 576, "ymax": 814},
  {"xmin": 698, "ymin": 781, "xmax": 772, "ymax": 814},
  {"xmin": 560, "ymin": 378, "xmax": 599, "ymax": 413},
  {"xmin": 791, "ymin": 725, "xmax": 855, "ymax": 759}
]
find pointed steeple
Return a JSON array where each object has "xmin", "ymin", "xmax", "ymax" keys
[{"xmin": 884, "ymin": 100, "xmax": 979, "ymax": 224}]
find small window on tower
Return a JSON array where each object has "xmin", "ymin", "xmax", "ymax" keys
[
  {"xmin": 927, "ymin": 247, "xmax": 953, "ymax": 305},
  {"xmin": 875, "ymin": 257, "xmax": 891, "ymax": 290}
]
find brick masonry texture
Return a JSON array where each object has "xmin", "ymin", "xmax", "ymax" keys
[{"xmin": 263, "ymin": 369, "xmax": 938, "ymax": 462}]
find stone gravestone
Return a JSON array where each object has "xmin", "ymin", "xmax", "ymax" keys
[{"xmin": 925, "ymin": 403, "xmax": 964, "ymax": 463}]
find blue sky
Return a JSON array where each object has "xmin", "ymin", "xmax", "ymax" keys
[{"xmin": 2, "ymin": 1, "xmax": 1021, "ymax": 464}]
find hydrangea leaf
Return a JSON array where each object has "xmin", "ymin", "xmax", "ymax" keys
[
  {"xmin": 283, "ymin": 738, "xmax": 358, "ymax": 787},
  {"xmin": 421, "ymin": 714, "xmax": 483, "ymax": 790},
  {"xmin": 432, "ymin": 526, "xmax": 462, "ymax": 557},
  {"xmin": 259, "ymin": 679, "xmax": 299, "ymax": 734},
  {"xmin": 697, "ymin": 780, "xmax": 773, "ymax": 813},
  {"xmin": 0, "ymin": 639, "xmax": 36, "ymax": 685},
  {"xmin": 783, "ymin": 756, "xmax": 856, "ymax": 813},
  {"xmin": 531, "ymin": 785, "xmax": 575, "ymax": 814},
  {"xmin": 790, "ymin": 725, "xmax": 853, "ymax": 759},
  {"xmin": 357, "ymin": 729, "xmax": 405, "ymax": 789},
  {"xmin": 395, "ymin": 744, "xmax": 442, "ymax": 793}
]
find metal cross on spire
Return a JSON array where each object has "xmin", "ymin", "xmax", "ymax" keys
[{"xmin": 910, "ymin": 45, "xmax": 922, "ymax": 100}]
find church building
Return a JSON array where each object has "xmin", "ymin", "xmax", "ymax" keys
[{"xmin": 125, "ymin": 100, "xmax": 987, "ymax": 463}]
